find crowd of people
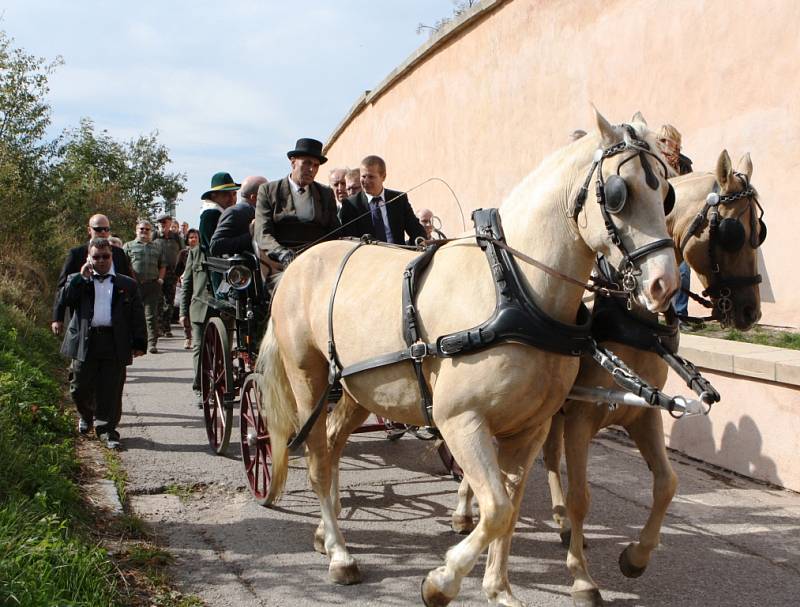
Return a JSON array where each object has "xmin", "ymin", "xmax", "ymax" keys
[
  {"xmin": 50, "ymin": 136, "xmax": 443, "ymax": 449},
  {"xmin": 49, "ymin": 126, "xmax": 691, "ymax": 451}
]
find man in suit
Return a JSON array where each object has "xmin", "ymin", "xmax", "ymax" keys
[
  {"xmin": 179, "ymin": 234, "xmax": 213, "ymax": 407},
  {"xmin": 254, "ymin": 138, "xmax": 340, "ymax": 269},
  {"xmin": 199, "ymin": 172, "xmax": 240, "ymax": 254},
  {"xmin": 51, "ymin": 214, "xmax": 132, "ymax": 336},
  {"xmin": 57, "ymin": 238, "xmax": 146, "ymax": 448},
  {"xmin": 210, "ymin": 175, "xmax": 267, "ymax": 256},
  {"xmin": 340, "ymin": 155, "xmax": 426, "ymax": 245},
  {"xmin": 328, "ymin": 167, "xmax": 348, "ymax": 213}
]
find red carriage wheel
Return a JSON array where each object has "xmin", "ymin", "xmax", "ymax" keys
[
  {"xmin": 239, "ymin": 373, "xmax": 273, "ymax": 506},
  {"xmin": 200, "ymin": 317, "xmax": 233, "ymax": 454}
]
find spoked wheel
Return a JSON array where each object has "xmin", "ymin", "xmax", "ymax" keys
[
  {"xmin": 239, "ymin": 373, "xmax": 273, "ymax": 506},
  {"xmin": 201, "ymin": 317, "xmax": 233, "ymax": 454}
]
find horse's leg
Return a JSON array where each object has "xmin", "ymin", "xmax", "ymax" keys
[
  {"xmin": 313, "ymin": 394, "xmax": 370, "ymax": 555},
  {"xmin": 563, "ymin": 410, "xmax": 604, "ymax": 606},
  {"xmin": 284, "ymin": 363, "xmax": 361, "ymax": 585},
  {"xmin": 482, "ymin": 423, "xmax": 550, "ymax": 607},
  {"xmin": 618, "ymin": 409, "xmax": 678, "ymax": 578},
  {"xmin": 544, "ymin": 410, "xmax": 570, "ymax": 546},
  {"xmin": 422, "ymin": 412, "xmax": 513, "ymax": 606},
  {"xmin": 451, "ymin": 477, "xmax": 475, "ymax": 534}
]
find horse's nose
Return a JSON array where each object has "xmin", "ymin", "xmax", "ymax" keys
[
  {"xmin": 647, "ymin": 276, "xmax": 675, "ymax": 311},
  {"xmin": 741, "ymin": 305, "xmax": 761, "ymax": 329}
]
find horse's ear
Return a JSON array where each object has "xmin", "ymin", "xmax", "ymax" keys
[
  {"xmin": 737, "ymin": 153, "xmax": 753, "ymax": 180},
  {"xmin": 594, "ymin": 108, "xmax": 618, "ymax": 146},
  {"xmin": 716, "ymin": 150, "xmax": 733, "ymax": 189},
  {"xmin": 631, "ymin": 111, "xmax": 647, "ymax": 126}
]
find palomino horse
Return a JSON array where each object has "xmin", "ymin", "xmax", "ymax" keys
[
  {"xmin": 256, "ymin": 110, "xmax": 679, "ymax": 606},
  {"xmin": 451, "ymin": 150, "xmax": 765, "ymax": 606}
]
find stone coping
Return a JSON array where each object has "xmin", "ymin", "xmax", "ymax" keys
[
  {"xmin": 679, "ymin": 334, "xmax": 800, "ymax": 386},
  {"xmin": 324, "ymin": 0, "xmax": 511, "ymax": 152}
]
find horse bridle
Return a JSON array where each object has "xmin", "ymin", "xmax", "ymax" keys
[
  {"xmin": 678, "ymin": 172, "xmax": 766, "ymax": 325},
  {"xmin": 571, "ymin": 124, "xmax": 675, "ymax": 298}
]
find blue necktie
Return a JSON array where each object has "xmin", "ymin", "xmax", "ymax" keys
[{"xmin": 370, "ymin": 198, "xmax": 387, "ymax": 242}]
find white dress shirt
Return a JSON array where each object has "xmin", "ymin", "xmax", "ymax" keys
[
  {"xmin": 289, "ymin": 177, "xmax": 315, "ymax": 222},
  {"xmin": 366, "ymin": 189, "xmax": 394, "ymax": 243},
  {"xmin": 90, "ymin": 267, "xmax": 116, "ymax": 327}
]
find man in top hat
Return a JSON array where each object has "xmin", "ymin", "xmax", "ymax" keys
[
  {"xmin": 154, "ymin": 212, "xmax": 183, "ymax": 337},
  {"xmin": 199, "ymin": 172, "xmax": 240, "ymax": 254},
  {"xmin": 340, "ymin": 155, "xmax": 426, "ymax": 245},
  {"xmin": 255, "ymin": 138, "xmax": 340, "ymax": 269}
]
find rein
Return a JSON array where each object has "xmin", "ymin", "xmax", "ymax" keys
[{"xmin": 427, "ymin": 234, "xmax": 630, "ymax": 299}]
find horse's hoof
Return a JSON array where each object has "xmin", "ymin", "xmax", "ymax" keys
[
  {"xmin": 329, "ymin": 560, "xmax": 361, "ymax": 585},
  {"xmin": 572, "ymin": 588, "xmax": 605, "ymax": 607},
  {"xmin": 618, "ymin": 543, "xmax": 647, "ymax": 579},
  {"xmin": 421, "ymin": 576, "xmax": 452, "ymax": 607},
  {"xmin": 451, "ymin": 514, "xmax": 475, "ymax": 535}
]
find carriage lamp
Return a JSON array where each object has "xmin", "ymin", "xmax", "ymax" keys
[{"xmin": 226, "ymin": 265, "xmax": 253, "ymax": 291}]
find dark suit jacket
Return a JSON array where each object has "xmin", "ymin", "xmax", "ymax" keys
[
  {"xmin": 339, "ymin": 189, "xmax": 426, "ymax": 245},
  {"xmin": 52, "ymin": 244, "xmax": 132, "ymax": 322},
  {"xmin": 58, "ymin": 272, "xmax": 146, "ymax": 365},
  {"xmin": 179, "ymin": 246, "xmax": 211, "ymax": 324},
  {"xmin": 254, "ymin": 177, "xmax": 339, "ymax": 255},
  {"xmin": 210, "ymin": 202, "xmax": 255, "ymax": 256}
]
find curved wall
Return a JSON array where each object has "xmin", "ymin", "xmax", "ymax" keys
[{"xmin": 324, "ymin": 0, "xmax": 800, "ymax": 328}]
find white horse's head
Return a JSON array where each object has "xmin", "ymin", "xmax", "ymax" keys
[
  {"xmin": 671, "ymin": 151, "xmax": 764, "ymax": 329},
  {"xmin": 572, "ymin": 110, "xmax": 679, "ymax": 312}
]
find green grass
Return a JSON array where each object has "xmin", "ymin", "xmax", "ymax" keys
[
  {"xmin": 693, "ymin": 323, "xmax": 800, "ymax": 350},
  {"xmin": 105, "ymin": 450, "xmax": 129, "ymax": 505},
  {"xmin": 164, "ymin": 483, "xmax": 198, "ymax": 503},
  {"xmin": 0, "ymin": 303, "xmax": 123, "ymax": 606}
]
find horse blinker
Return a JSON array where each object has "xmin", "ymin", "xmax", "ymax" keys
[{"xmin": 603, "ymin": 175, "xmax": 628, "ymax": 214}]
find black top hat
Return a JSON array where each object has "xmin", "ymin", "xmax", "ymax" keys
[{"xmin": 287, "ymin": 138, "xmax": 327, "ymax": 164}]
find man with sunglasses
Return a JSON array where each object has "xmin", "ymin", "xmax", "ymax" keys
[
  {"xmin": 52, "ymin": 214, "xmax": 132, "ymax": 337},
  {"xmin": 124, "ymin": 221, "xmax": 166, "ymax": 353},
  {"xmin": 57, "ymin": 238, "xmax": 146, "ymax": 449}
]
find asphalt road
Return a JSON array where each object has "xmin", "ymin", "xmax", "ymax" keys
[{"xmin": 119, "ymin": 331, "xmax": 800, "ymax": 606}]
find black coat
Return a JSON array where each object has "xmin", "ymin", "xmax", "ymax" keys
[
  {"xmin": 210, "ymin": 202, "xmax": 255, "ymax": 256},
  {"xmin": 52, "ymin": 244, "xmax": 132, "ymax": 322},
  {"xmin": 58, "ymin": 272, "xmax": 147, "ymax": 365},
  {"xmin": 339, "ymin": 189, "xmax": 426, "ymax": 245}
]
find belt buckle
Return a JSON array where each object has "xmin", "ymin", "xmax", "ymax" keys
[{"xmin": 410, "ymin": 342, "xmax": 427, "ymax": 362}]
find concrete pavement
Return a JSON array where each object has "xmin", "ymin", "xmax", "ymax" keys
[{"xmin": 118, "ymin": 331, "xmax": 800, "ymax": 606}]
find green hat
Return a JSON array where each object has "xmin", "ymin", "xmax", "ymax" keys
[{"xmin": 201, "ymin": 172, "xmax": 241, "ymax": 200}]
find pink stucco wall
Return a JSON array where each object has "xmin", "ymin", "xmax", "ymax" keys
[{"xmin": 324, "ymin": 0, "xmax": 800, "ymax": 328}]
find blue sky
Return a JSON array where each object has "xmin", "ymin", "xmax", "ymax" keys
[{"xmin": 2, "ymin": 1, "xmax": 456, "ymax": 225}]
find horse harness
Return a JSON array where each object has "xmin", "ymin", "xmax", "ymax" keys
[
  {"xmin": 678, "ymin": 172, "xmax": 766, "ymax": 324},
  {"xmin": 285, "ymin": 129, "xmax": 695, "ymax": 449},
  {"xmin": 591, "ymin": 255, "xmax": 720, "ymax": 415},
  {"xmin": 571, "ymin": 124, "xmax": 675, "ymax": 295}
]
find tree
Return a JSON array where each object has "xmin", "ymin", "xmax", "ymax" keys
[
  {"xmin": 0, "ymin": 30, "xmax": 62, "ymax": 164},
  {"xmin": 417, "ymin": 0, "xmax": 479, "ymax": 36}
]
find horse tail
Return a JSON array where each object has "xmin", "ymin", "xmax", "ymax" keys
[{"xmin": 255, "ymin": 319, "xmax": 297, "ymax": 504}]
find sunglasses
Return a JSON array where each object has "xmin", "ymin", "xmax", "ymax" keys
[
  {"xmin": 90, "ymin": 225, "xmax": 111, "ymax": 232},
  {"xmin": 137, "ymin": 227, "xmax": 152, "ymax": 231},
  {"xmin": 91, "ymin": 254, "xmax": 112, "ymax": 261}
]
